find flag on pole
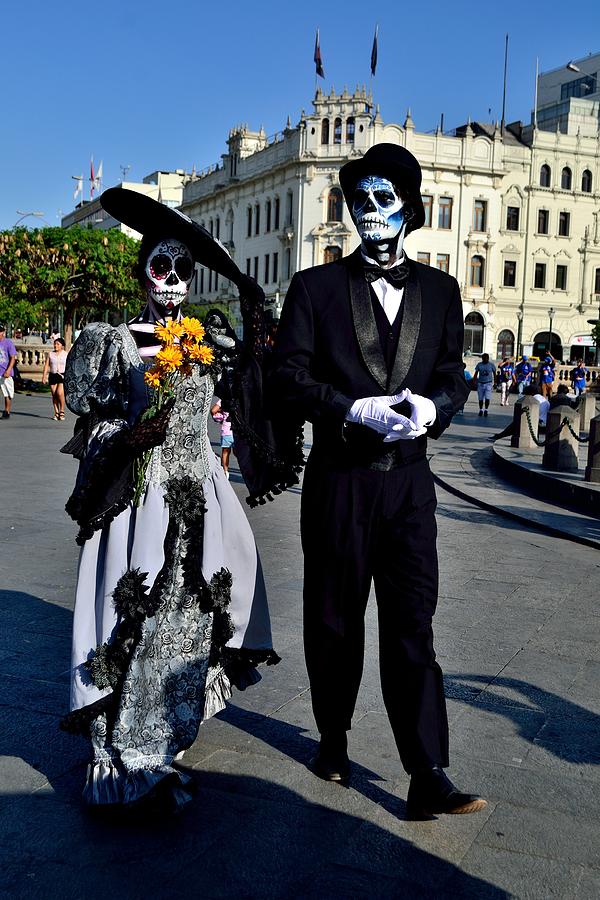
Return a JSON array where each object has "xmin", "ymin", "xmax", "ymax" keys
[
  {"xmin": 314, "ymin": 29, "xmax": 324, "ymax": 79},
  {"xmin": 370, "ymin": 25, "xmax": 379, "ymax": 76},
  {"xmin": 90, "ymin": 157, "xmax": 95, "ymax": 198},
  {"xmin": 72, "ymin": 175, "xmax": 83, "ymax": 201}
]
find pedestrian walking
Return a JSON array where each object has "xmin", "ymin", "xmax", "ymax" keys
[
  {"xmin": 0, "ymin": 324, "xmax": 17, "ymax": 420},
  {"xmin": 42, "ymin": 338, "xmax": 68, "ymax": 420},
  {"xmin": 474, "ymin": 353, "xmax": 496, "ymax": 417},
  {"xmin": 273, "ymin": 143, "xmax": 485, "ymax": 819},
  {"xmin": 211, "ymin": 398, "xmax": 235, "ymax": 478},
  {"xmin": 497, "ymin": 357, "xmax": 514, "ymax": 406}
]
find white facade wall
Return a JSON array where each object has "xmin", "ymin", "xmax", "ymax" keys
[{"xmin": 181, "ymin": 87, "xmax": 600, "ymax": 362}]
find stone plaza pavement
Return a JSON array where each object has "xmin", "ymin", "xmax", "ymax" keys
[{"xmin": 0, "ymin": 391, "xmax": 599, "ymax": 899}]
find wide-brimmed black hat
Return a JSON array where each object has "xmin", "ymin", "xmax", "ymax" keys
[
  {"xmin": 100, "ymin": 187, "xmax": 243, "ymax": 285},
  {"xmin": 339, "ymin": 143, "xmax": 425, "ymax": 234}
]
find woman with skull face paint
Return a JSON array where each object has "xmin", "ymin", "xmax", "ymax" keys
[{"xmin": 60, "ymin": 189, "xmax": 300, "ymax": 814}]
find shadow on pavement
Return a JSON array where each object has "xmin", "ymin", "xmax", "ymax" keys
[
  {"xmin": 0, "ymin": 768, "xmax": 509, "ymax": 900},
  {"xmin": 0, "ymin": 594, "xmax": 509, "ymax": 898},
  {"xmin": 446, "ymin": 674, "xmax": 600, "ymax": 765}
]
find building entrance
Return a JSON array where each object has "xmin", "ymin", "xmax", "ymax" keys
[{"xmin": 533, "ymin": 331, "xmax": 563, "ymax": 361}]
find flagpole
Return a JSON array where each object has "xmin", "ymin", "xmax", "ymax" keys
[
  {"xmin": 370, "ymin": 24, "xmax": 378, "ymax": 109},
  {"xmin": 501, "ymin": 33, "xmax": 509, "ymax": 136},
  {"xmin": 533, "ymin": 57, "xmax": 539, "ymax": 129}
]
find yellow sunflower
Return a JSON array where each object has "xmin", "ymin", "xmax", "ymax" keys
[
  {"xmin": 196, "ymin": 345, "xmax": 215, "ymax": 365},
  {"xmin": 156, "ymin": 345, "xmax": 183, "ymax": 372},
  {"xmin": 144, "ymin": 368, "xmax": 162, "ymax": 388},
  {"xmin": 154, "ymin": 322, "xmax": 175, "ymax": 345},
  {"xmin": 179, "ymin": 316, "xmax": 205, "ymax": 342},
  {"xmin": 155, "ymin": 319, "xmax": 184, "ymax": 344},
  {"xmin": 186, "ymin": 343, "xmax": 213, "ymax": 363}
]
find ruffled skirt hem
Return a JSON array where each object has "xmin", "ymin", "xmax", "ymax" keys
[{"xmin": 83, "ymin": 760, "xmax": 196, "ymax": 812}]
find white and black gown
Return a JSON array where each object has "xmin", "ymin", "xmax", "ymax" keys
[{"xmin": 62, "ymin": 322, "xmax": 280, "ymax": 809}]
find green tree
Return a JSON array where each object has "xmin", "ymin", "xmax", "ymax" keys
[{"xmin": 0, "ymin": 227, "xmax": 143, "ymax": 345}]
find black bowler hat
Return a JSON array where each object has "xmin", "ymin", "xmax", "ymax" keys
[
  {"xmin": 100, "ymin": 187, "xmax": 243, "ymax": 285},
  {"xmin": 339, "ymin": 143, "xmax": 425, "ymax": 234}
]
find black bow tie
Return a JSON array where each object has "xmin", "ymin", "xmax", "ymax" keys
[{"xmin": 363, "ymin": 260, "xmax": 410, "ymax": 288}]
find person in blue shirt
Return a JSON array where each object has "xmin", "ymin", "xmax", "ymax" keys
[
  {"xmin": 497, "ymin": 357, "xmax": 514, "ymax": 406},
  {"xmin": 570, "ymin": 359, "xmax": 589, "ymax": 396},
  {"xmin": 474, "ymin": 353, "xmax": 496, "ymax": 417},
  {"xmin": 538, "ymin": 354, "xmax": 555, "ymax": 399},
  {"xmin": 513, "ymin": 356, "xmax": 533, "ymax": 396}
]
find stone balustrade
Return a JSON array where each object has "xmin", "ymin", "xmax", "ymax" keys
[{"xmin": 14, "ymin": 341, "xmax": 50, "ymax": 381}]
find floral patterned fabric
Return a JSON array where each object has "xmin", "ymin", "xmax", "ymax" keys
[{"xmin": 64, "ymin": 323, "xmax": 275, "ymax": 809}]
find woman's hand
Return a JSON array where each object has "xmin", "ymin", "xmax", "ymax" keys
[{"xmin": 126, "ymin": 399, "xmax": 175, "ymax": 452}]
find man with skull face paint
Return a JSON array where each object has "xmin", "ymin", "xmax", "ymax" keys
[{"xmin": 273, "ymin": 144, "xmax": 485, "ymax": 818}]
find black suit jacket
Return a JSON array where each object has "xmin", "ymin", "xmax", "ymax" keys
[{"xmin": 272, "ymin": 249, "xmax": 468, "ymax": 462}]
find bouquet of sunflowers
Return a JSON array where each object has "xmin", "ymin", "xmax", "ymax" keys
[{"xmin": 132, "ymin": 316, "xmax": 215, "ymax": 505}]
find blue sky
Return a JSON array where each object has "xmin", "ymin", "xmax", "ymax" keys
[{"xmin": 1, "ymin": 0, "xmax": 597, "ymax": 230}]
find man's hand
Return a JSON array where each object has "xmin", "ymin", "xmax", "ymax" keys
[
  {"xmin": 398, "ymin": 388, "xmax": 437, "ymax": 431},
  {"xmin": 347, "ymin": 394, "xmax": 426, "ymax": 442}
]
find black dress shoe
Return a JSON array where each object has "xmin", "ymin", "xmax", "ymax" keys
[
  {"xmin": 406, "ymin": 767, "xmax": 487, "ymax": 820},
  {"xmin": 312, "ymin": 734, "xmax": 350, "ymax": 784}
]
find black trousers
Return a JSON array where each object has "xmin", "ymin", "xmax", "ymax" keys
[{"xmin": 300, "ymin": 452, "xmax": 449, "ymax": 774}]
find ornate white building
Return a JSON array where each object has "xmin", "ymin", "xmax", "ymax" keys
[
  {"xmin": 181, "ymin": 65, "xmax": 600, "ymax": 363},
  {"xmin": 62, "ymin": 170, "xmax": 187, "ymax": 237}
]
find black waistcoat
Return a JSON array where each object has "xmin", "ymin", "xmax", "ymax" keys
[{"xmin": 370, "ymin": 286, "xmax": 404, "ymax": 375}]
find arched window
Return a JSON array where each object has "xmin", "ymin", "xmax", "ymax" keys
[
  {"xmin": 346, "ymin": 117, "xmax": 355, "ymax": 143},
  {"xmin": 496, "ymin": 329, "xmax": 515, "ymax": 359},
  {"xmin": 321, "ymin": 118, "xmax": 329, "ymax": 144},
  {"xmin": 334, "ymin": 117, "xmax": 342, "ymax": 144},
  {"xmin": 226, "ymin": 209, "xmax": 234, "ymax": 243},
  {"xmin": 470, "ymin": 255, "xmax": 485, "ymax": 287},
  {"xmin": 582, "ymin": 169, "xmax": 593, "ymax": 193},
  {"xmin": 327, "ymin": 188, "xmax": 344, "ymax": 222},
  {"xmin": 540, "ymin": 164, "xmax": 551, "ymax": 187},
  {"xmin": 265, "ymin": 199, "xmax": 272, "ymax": 233},
  {"xmin": 533, "ymin": 332, "xmax": 563, "ymax": 361},
  {"xmin": 464, "ymin": 311, "xmax": 484, "ymax": 354},
  {"xmin": 254, "ymin": 203, "xmax": 260, "ymax": 235},
  {"xmin": 324, "ymin": 246, "xmax": 342, "ymax": 264},
  {"xmin": 561, "ymin": 167, "xmax": 572, "ymax": 190},
  {"xmin": 215, "ymin": 216, "xmax": 220, "ymax": 240}
]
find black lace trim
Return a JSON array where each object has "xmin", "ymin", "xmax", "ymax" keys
[
  {"xmin": 61, "ymin": 476, "xmax": 237, "ymax": 736},
  {"xmin": 222, "ymin": 647, "xmax": 281, "ymax": 690},
  {"xmin": 64, "ymin": 423, "xmax": 136, "ymax": 546},
  {"xmin": 60, "ymin": 693, "xmax": 117, "ymax": 735}
]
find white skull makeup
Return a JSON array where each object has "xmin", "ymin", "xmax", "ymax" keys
[
  {"xmin": 352, "ymin": 176, "xmax": 407, "ymax": 248},
  {"xmin": 144, "ymin": 238, "xmax": 194, "ymax": 310}
]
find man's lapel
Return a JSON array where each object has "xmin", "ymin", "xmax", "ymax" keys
[
  {"xmin": 347, "ymin": 249, "xmax": 388, "ymax": 391},
  {"xmin": 389, "ymin": 259, "xmax": 422, "ymax": 393}
]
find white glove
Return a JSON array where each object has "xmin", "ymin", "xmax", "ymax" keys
[
  {"xmin": 346, "ymin": 394, "xmax": 425, "ymax": 442},
  {"xmin": 400, "ymin": 388, "xmax": 437, "ymax": 430}
]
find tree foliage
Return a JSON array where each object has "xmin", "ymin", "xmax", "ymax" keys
[{"xmin": 0, "ymin": 227, "xmax": 144, "ymax": 343}]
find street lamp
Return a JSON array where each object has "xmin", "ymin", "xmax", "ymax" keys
[
  {"xmin": 14, "ymin": 210, "xmax": 47, "ymax": 227},
  {"xmin": 547, "ymin": 306, "xmax": 555, "ymax": 357},
  {"xmin": 516, "ymin": 308, "xmax": 523, "ymax": 358},
  {"xmin": 566, "ymin": 62, "xmax": 595, "ymax": 94}
]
